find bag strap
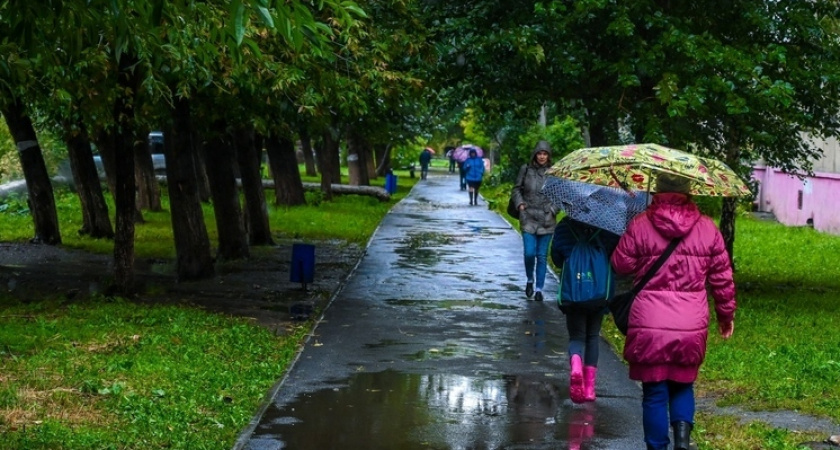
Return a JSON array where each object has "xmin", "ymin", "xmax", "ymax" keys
[
  {"xmin": 511, "ymin": 166, "xmax": 527, "ymax": 199},
  {"xmin": 629, "ymin": 237, "xmax": 682, "ymax": 295}
]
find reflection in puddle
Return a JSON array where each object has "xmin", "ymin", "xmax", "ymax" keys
[
  {"xmin": 258, "ymin": 370, "xmax": 578, "ymax": 449},
  {"xmin": 385, "ymin": 299, "xmax": 518, "ymax": 310},
  {"xmin": 391, "ymin": 229, "xmax": 504, "ymax": 270}
]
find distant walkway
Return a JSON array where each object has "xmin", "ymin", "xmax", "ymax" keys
[{"xmin": 237, "ymin": 169, "xmax": 645, "ymax": 449}]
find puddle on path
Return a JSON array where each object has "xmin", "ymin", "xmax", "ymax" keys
[
  {"xmin": 384, "ymin": 299, "xmax": 518, "ymax": 310},
  {"xmin": 393, "ymin": 231, "xmax": 462, "ymax": 268},
  {"xmin": 257, "ymin": 370, "xmax": 603, "ymax": 449}
]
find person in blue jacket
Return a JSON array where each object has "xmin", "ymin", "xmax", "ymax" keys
[
  {"xmin": 551, "ymin": 217, "xmax": 620, "ymax": 404},
  {"xmin": 463, "ymin": 149, "xmax": 486, "ymax": 205}
]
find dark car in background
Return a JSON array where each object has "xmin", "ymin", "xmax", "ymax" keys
[
  {"xmin": 147, "ymin": 131, "xmax": 166, "ymax": 174},
  {"xmin": 89, "ymin": 131, "xmax": 166, "ymax": 176}
]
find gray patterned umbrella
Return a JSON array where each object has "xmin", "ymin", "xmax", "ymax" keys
[{"xmin": 541, "ymin": 177, "xmax": 650, "ymax": 235}]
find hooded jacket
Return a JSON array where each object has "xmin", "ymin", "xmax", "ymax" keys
[
  {"xmin": 610, "ymin": 193, "xmax": 736, "ymax": 383},
  {"xmin": 512, "ymin": 143, "xmax": 556, "ymax": 235},
  {"xmin": 463, "ymin": 151, "xmax": 485, "ymax": 182}
]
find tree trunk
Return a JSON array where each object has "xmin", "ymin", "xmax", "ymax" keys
[
  {"xmin": 164, "ymin": 97, "xmax": 215, "ymax": 281},
  {"xmin": 235, "ymin": 127, "xmax": 274, "ymax": 245},
  {"xmin": 585, "ymin": 107, "xmax": 610, "ymax": 147},
  {"xmin": 258, "ymin": 180, "xmax": 391, "ymax": 201},
  {"xmin": 720, "ymin": 197, "xmax": 737, "ymax": 268},
  {"xmin": 265, "ymin": 133, "xmax": 306, "ymax": 206},
  {"xmin": 362, "ymin": 136, "xmax": 377, "ymax": 181},
  {"xmin": 357, "ymin": 134, "xmax": 371, "ymax": 186},
  {"xmin": 135, "ymin": 131, "xmax": 161, "ymax": 211},
  {"xmin": 328, "ymin": 131, "xmax": 342, "ymax": 185},
  {"xmin": 203, "ymin": 128, "xmax": 249, "ymax": 261},
  {"xmin": 346, "ymin": 129, "xmax": 371, "ymax": 186},
  {"xmin": 1, "ymin": 98, "xmax": 61, "ymax": 245},
  {"xmin": 63, "ymin": 121, "xmax": 113, "ymax": 238},
  {"xmin": 192, "ymin": 135, "xmax": 212, "ymax": 203},
  {"xmin": 719, "ymin": 141, "xmax": 743, "ymax": 269},
  {"xmin": 111, "ymin": 54, "xmax": 141, "ymax": 294},
  {"xmin": 375, "ymin": 143, "xmax": 392, "ymax": 177},
  {"xmin": 317, "ymin": 131, "xmax": 335, "ymax": 201},
  {"xmin": 93, "ymin": 128, "xmax": 118, "ymax": 196},
  {"xmin": 347, "ymin": 135, "xmax": 362, "ymax": 186},
  {"xmin": 299, "ymin": 126, "xmax": 317, "ymax": 177}
]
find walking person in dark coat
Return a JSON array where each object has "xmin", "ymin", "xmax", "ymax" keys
[
  {"xmin": 418, "ymin": 148, "xmax": 432, "ymax": 180},
  {"xmin": 510, "ymin": 140, "xmax": 557, "ymax": 301},
  {"xmin": 457, "ymin": 160, "xmax": 467, "ymax": 190},
  {"xmin": 446, "ymin": 146, "xmax": 456, "ymax": 173}
]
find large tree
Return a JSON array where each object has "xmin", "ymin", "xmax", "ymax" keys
[{"xmin": 423, "ymin": 0, "xmax": 840, "ymax": 258}]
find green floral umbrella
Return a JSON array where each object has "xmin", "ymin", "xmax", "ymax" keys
[{"xmin": 547, "ymin": 143, "xmax": 751, "ymax": 197}]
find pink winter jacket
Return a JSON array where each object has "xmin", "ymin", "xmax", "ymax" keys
[{"xmin": 610, "ymin": 193, "xmax": 736, "ymax": 383}]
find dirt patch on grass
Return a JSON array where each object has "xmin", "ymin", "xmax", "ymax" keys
[
  {"xmin": 0, "ymin": 240, "xmax": 365, "ymax": 336},
  {"xmin": 2, "ymin": 387, "xmax": 106, "ymax": 429}
]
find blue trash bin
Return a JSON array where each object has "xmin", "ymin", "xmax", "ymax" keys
[
  {"xmin": 290, "ymin": 243, "xmax": 315, "ymax": 285},
  {"xmin": 385, "ymin": 173, "xmax": 398, "ymax": 194}
]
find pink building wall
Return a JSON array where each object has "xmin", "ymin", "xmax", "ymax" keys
[{"xmin": 752, "ymin": 166, "xmax": 840, "ymax": 235}]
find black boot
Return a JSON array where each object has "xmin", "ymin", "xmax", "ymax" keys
[
  {"xmin": 468, "ymin": 192, "xmax": 474, "ymax": 205},
  {"xmin": 672, "ymin": 421, "xmax": 692, "ymax": 450}
]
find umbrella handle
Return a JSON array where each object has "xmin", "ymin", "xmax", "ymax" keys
[{"xmin": 609, "ymin": 166, "xmax": 636, "ymax": 197}]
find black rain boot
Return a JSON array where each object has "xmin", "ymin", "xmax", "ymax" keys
[
  {"xmin": 672, "ymin": 421, "xmax": 693, "ymax": 450},
  {"xmin": 468, "ymin": 192, "xmax": 474, "ymax": 205}
]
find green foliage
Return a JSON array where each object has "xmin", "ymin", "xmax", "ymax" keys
[
  {"xmin": 515, "ymin": 116, "xmax": 585, "ymax": 165},
  {"xmin": 0, "ymin": 120, "xmax": 20, "ymax": 183},
  {"xmin": 0, "ymin": 193, "xmax": 30, "ymax": 216},
  {"xmin": 389, "ymin": 137, "xmax": 429, "ymax": 171},
  {"xmin": 459, "ymin": 108, "xmax": 493, "ymax": 150}
]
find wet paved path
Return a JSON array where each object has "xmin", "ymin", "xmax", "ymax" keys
[{"xmin": 236, "ymin": 170, "xmax": 645, "ymax": 449}]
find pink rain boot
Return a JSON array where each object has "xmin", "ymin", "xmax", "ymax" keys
[
  {"xmin": 583, "ymin": 366, "xmax": 598, "ymax": 402},
  {"xmin": 569, "ymin": 354, "xmax": 585, "ymax": 403}
]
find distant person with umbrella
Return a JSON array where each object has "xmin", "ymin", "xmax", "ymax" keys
[
  {"xmin": 445, "ymin": 146, "xmax": 456, "ymax": 173},
  {"xmin": 463, "ymin": 148, "xmax": 485, "ymax": 205},
  {"xmin": 510, "ymin": 140, "xmax": 557, "ymax": 301},
  {"xmin": 419, "ymin": 148, "xmax": 432, "ymax": 180},
  {"xmin": 610, "ymin": 172, "xmax": 736, "ymax": 450}
]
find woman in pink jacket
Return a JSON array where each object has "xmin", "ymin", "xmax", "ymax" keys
[{"xmin": 610, "ymin": 172, "xmax": 736, "ymax": 450}]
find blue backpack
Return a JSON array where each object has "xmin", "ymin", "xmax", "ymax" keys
[{"xmin": 558, "ymin": 229, "xmax": 613, "ymax": 311}]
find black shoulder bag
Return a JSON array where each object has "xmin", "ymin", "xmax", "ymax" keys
[
  {"xmin": 609, "ymin": 237, "xmax": 682, "ymax": 335},
  {"xmin": 506, "ymin": 167, "xmax": 528, "ymax": 220}
]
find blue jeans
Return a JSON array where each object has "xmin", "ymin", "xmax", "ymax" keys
[
  {"xmin": 642, "ymin": 381, "xmax": 695, "ymax": 450},
  {"xmin": 565, "ymin": 310, "xmax": 604, "ymax": 366},
  {"xmin": 522, "ymin": 232, "xmax": 552, "ymax": 290}
]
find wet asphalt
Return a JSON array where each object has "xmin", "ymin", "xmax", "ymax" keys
[{"xmin": 235, "ymin": 169, "xmax": 646, "ymax": 450}]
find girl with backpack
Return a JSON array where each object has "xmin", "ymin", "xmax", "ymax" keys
[{"xmin": 551, "ymin": 217, "xmax": 620, "ymax": 403}]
